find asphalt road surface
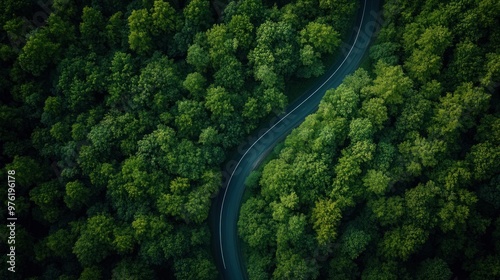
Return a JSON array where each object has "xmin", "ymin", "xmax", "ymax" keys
[{"xmin": 210, "ymin": 0, "xmax": 381, "ymax": 278}]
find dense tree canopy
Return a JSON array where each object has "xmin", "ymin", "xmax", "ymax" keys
[
  {"xmin": 2, "ymin": 0, "xmax": 498, "ymax": 279},
  {"xmin": 239, "ymin": 0, "xmax": 500, "ymax": 278},
  {"xmin": 0, "ymin": 0, "xmax": 356, "ymax": 279}
]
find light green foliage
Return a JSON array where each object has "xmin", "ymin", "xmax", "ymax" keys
[
  {"xmin": 468, "ymin": 142, "xmax": 500, "ymax": 181},
  {"xmin": 324, "ymin": 85, "xmax": 359, "ymax": 119},
  {"xmin": 438, "ymin": 188, "xmax": 477, "ymax": 232},
  {"xmin": 404, "ymin": 182, "xmax": 440, "ymax": 227},
  {"xmin": 299, "ymin": 21, "xmax": 340, "ymax": 54},
  {"xmin": 113, "ymin": 225, "xmax": 135, "ymax": 255},
  {"xmin": 273, "ymin": 250, "xmax": 316, "ymax": 280},
  {"xmin": 128, "ymin": 9, "xmax": 152, "ymax": 54},
  {"xmin": 198, "ymin": 126, "xmax": 221, "ymax": 145},
  {"xmin": 151, "ymin": 0, "xmax": 177, "ymax": 35},
  {"xmin": 380, "ymin": 224, "xmax": 428, "ymax": 260},
  {"xmin": 405, "ymin": 50, "xmax": 442, "ymax": 84},
  {"xmin": 405, "ymin": 26, "xmax": 452, "ymax": 83},
  {"xmin": 255, "ymin": 64, "xmax": 278, "ymax": 87},
  {"xmin": 429, "ymin": 83, "xmax": 490, "ymax": 139},
  {"xmin": 107, "ymin": 51, "xmax": 136, "ymax": 107},
  {"xmin": 133, "ymin": 53, "xmax": 181, "ymax": 110},
  {"xmin": 187, "ymin": 43, "xmax": 210, "ymax": 72},
  {"xmin": 111, "ymin": 258, "xmax": 155, "ymax": 280},
  {"xmin": 106, "ymin": 12, "xmax": 125, "ymax": 48},
  {"xmin": 363, "ymin": 61, "xmax": 413, "ymax": 106},
  {"xmin": 398, "ymin": 133, "xmax": 446, "ymax": 174},
  {"xmin": 64, "ymin": 180, "xmax": 91, "ymax": 209},
  {"xmin": 205, "ymin": 86, "xmax": 234, "ymax": 120},
  {"xmin": 260, "ymin": 158, "xmax": 295, "ymax": 199},
  {"xmin": 339, "ymin": 227, "xmax": 372, "ymax": 260},
  {"xmin": 262, "ymin": 87, "xmax": 287, "ymax": 114},
  {"xmin": 228, "ymin": 14, "xmax": 254, "ymax": 50},
  {"xmin": 481, "ymin": 53, "xmax": 500, "ymax": 87},
  {"xmin": 298, "ymin": 44, "xmax": 324, "ymax": 78}
]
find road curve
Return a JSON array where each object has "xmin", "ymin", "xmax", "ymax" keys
[{"xmin": 210, "ymin": 0, "xmax": 381, "ymax": 278}]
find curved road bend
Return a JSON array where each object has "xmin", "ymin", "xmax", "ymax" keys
[{"xmin": 210, "ymin": 0, "xmax": 381, "ymax": 279}]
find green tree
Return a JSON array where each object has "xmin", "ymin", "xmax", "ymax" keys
[
  {"xmin": 339, "ymin": 226, "xmax": 372, "ymax": 260},
  {"xmin": 363, "ymin": 62, "xmax": 413, "ymax": 107},
  {"xmin": 174, "ymin": 252, "xmax": 217, "ymax": 280},
  {"xmin": 363, "ymin": 169, "xmax": 391, "ymax": 195},
  {"xmin": 18, "ymin": 29, "xmax": 60, "ymax": 76},
  {"xmin": 416, "ymin": 258, "xmax": 452, "ymax": 280},
  {"xmin": 175, "ymin": 100, "xmax": 207, "ymax": 138},
  {"xmin": 228, "ymin": 14, "xmax": 254, "ymax": 50},
  {"xmin": 111, "ymin": 258, "xmax": 155, "ymax": 280},
  {"xmin": 348, "ymin": 118, "xmax": 373, "ymax": 142},
  {"xmin": 205, "ymin": 86, "xmax": 234, "ymax": 120},
  {"xmin": 80, "ymin": 7, "xmax": 106, "ymax": 50},
  {"xmin": 80, "ymin": 266, "xmax": 102, "ymax": 280},
  {"xmin": 64, "ymin": 180, "xmax": 91, "ymax": 210},
  {"xmin": 183, "ymin": 72, "xmax": 207, "ymax": 99},
  {"xmin": 73, "ymin": 214, "xmax": 115, "ymax": 266},
  {"xmin": 238, "ymin": 197, "xmax": 275, "ymax": 249},
  {"xmin": 128, "ymin": 9, "xmax": 153, "ymax": 54},
  {"xmin": 187, "ymin": 43, "xmax": 210, "ymax": 72},
  {"xmin": 273, "ymin": 251, "xmax": 316, "ymax": 280},
  {"xmin": 369, "ymin": 196, "xmax": 404, "ymax": 227},
  {"xmin": 360, "ymin": 98, "xmax": 388, "ymax": 130},
  {"xmin": 183, "ymin": 0, "xmax": 212, "ymax": 31},
  {"xmin": 151, "ymin": 0, "xmax": 178, "ymax": 35},
  {"xmin": 379, "ymin": 224, "xmax": 428, "ymax": 260},
  {"xmin": 312, "ymin": 198, "xmax": 342, "ymax": 246},
  {"xmin": 106, "ymin": 12, "xmax": 126, "ymax": 48},
  {"xmin": 299, "ymin": 21, "xmax": 340, "ymax": 54}
]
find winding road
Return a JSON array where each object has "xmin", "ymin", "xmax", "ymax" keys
[{"xmin": 210, "ymin": 0, "xmax": 381, "ymax": 278}]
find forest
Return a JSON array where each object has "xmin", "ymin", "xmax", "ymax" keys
[
  {"xmin": 0, "ymin": 0, "xmax": 358, "ymax": 279},
  {"xmin": 238, "ymin": 0, "xmax": 500, "ymax": 279}
]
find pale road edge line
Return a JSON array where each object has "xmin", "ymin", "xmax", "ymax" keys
[{"xmin": 219, "ymin": 0, "xmax": 368, "ymax": 270}]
